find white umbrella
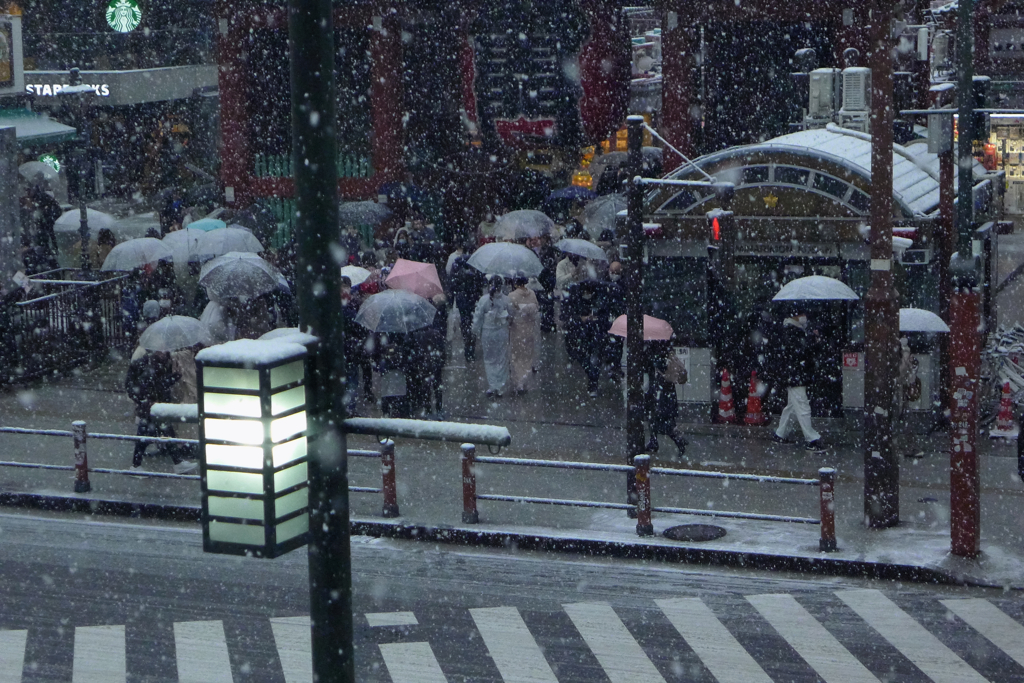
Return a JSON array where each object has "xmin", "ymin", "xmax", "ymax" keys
[
  {"xmin": 772, "ymin": 276, "xmax": 859, "ymax": 301},
  {"xmin": 338, "ymin": 201, "xmax": 392, "ymax": 228},
  {"xmin": 492, "ymin": 210, "xmax": 555, "ymax": 241},
  {"xmin": 139, "ymin": 316, "xmax": 213, "ymax": 352},
  {"xmin": 580, "ymin": 194, "xmax": 626, "ymax": 239},
  {"xmin": 19, "ymin": 161, "xmax": 59, "ymax": 185},
  {"xmin": 199, "ymin": 253, "xmax": 283, "ymax": 304},
  {"xmin": 54, "ymin": 208, "xmax": 118, "ymax": 233},
  {"xmin": 555, "ymin": 238, "xmax": 608, "ymax": 262},
  {"xmin": 161, "ymin": 227, "xmax": 206, "ymax": 264},
  {"xmin": 900, "ymin": 308, "xmax": 950, "ymax": 333},
  {"xmin": 100, "ymin": 238, "xmax": 172, "ymax": 271},
  {"xmin": 196, "ymin": 227, "xmax": 263, "ymax": 261},
  {"xmin": 340, "ymin": 265, "xmax": 371, "ymax": 287},
  {"xmin": 355, "ymin": 289, "xmax": 436, "ymax": 334},
  {"xmin": 467, "ymin": 242, "xmax": 543, "ymax": 278}
]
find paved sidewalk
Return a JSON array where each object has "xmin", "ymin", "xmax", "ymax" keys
[{"xmin": 1, "ymin": 336, "xmax": 1023, "ymax": 588}]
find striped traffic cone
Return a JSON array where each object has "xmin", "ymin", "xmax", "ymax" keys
[
  {"xmin": 718, "ymin": 368, "xmax": 736, "ymax": 423},
  {"xmin": 744, "ymin": 370, "xmax": 768, "ymax": 425}
]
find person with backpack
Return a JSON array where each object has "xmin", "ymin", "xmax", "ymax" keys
[
  {"xmin": 449, "ymin": 240, "xmax": 486, "ymax": 361},
  {"xmin": 125, "ymin": 350, "xmax": 198, "ymax": 474}
]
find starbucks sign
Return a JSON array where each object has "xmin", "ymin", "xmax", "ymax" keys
[
  {"xmin": 105, "ymin": 0, "xmax": 142, "ymax": 33},
  {"xmin": 39, "ymin": 154, "xmax": 60, "ymax": 173}
]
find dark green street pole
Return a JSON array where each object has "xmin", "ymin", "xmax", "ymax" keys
[
  {"xmin": 288, "ymin": 1, "xmax": 352, "ymax": 680},
  {"xmin": 624, "ymin": 115, "xmax": 645, "ymax": 514}
]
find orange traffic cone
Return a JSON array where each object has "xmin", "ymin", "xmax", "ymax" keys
[
  {"xmin": 744, "ymin": 370, "xmax": 768, "ymax": 425},
  {"xmin": 995, "ymin": 380, "xmax": 1016, "ymax": 433},
  {"xmin": 718, "ymin": 369, "xmax": 736, "ymax": 423}
]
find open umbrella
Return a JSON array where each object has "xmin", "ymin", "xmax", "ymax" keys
[
  {"xmin": 899, "ymin": 308, "xmax": 950, "ymax": 333},
  {"xmin": 196, "ymin": 227, "xmax": 263, "ymax": 261},
  {"xmin": 772, "ymin": 276, "xmax": 859, "ymax": 302},
  {"xmin": 139, "ymin": 316, "xmax": 213, "ymax": 352},
  {"xmin": 384, "ymin": 259, "xmax": 444, "ymax": 299},
  {"xmin": 19, "ymin": 161, "xmax": 59, "ymax": 186},
  {"xmin": 580, "ymin": 194, "xmax": 626, "ymax": 239},
  {"xmin": 467, "ymin": 242, "xmax": 543, "ymax": 279},
  {"xmin": 260, "ymin": 327, "xmax": 318, "ymax": 345},
  {"xmin": 54, "ymin": 208, "xmax": 117, "ymax": 233},
  {"xmin": 161, "ymin": 227, "xmax": 206, "ymax": 264},
  {"xmin": 199, "ymin": 254, "xmax": 280, "ymax": 304},
  {"xmin": 338, "ymin": 200, "xmax": 392, "ymax": 228},
  {"xmin": 101, "ymin": 238, "xmax": 172, "ymax": 271},
  {"xmin": 543, "ymin": 186, "xmax": 598, "ymax": 222},
  {"xmin": 555, "ymin": 238, "xmax": 608, "ymax": 262},
  {"xmin": 355, "ymin": 289, "xmax": 436, "ymax": 334},
  {"xmin": 492, "ymin": 210, "xmax": 555, "ymax": 241},
  {"xmin": 340, "ymin": 265, "xmax": 371, "ymax": 287},
  {"xmin": 188, "ymin": 218, "xmax": 227, "ymax": 232},
  {"xmin": 608, "ymin": 314, "xmax": 674, "ymax": 341}
]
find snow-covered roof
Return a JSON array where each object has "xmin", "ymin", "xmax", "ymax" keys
[
  {"xmin": 669, "ymin": 123, "xmax": 987, "ymax": 217},
  {"xmin": 0, "ymin": 111, "xmax": 78, "ymax": 146},
  {"xmin": 196, "ymin": 339, "xmax": 306, "ymax": 367}
]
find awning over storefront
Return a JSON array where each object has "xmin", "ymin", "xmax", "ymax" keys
[{"xmin": 0, "ymin": 110, "xmax": 77, "ymax": 146}]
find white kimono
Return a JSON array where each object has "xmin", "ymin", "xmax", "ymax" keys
[
  {"xmin": 472, "ymin": 292, "xmax": 513, "ymax": 393},
  {"xmin": 508, "ymin": 287, "xmax": 539, "ymax": 392}
]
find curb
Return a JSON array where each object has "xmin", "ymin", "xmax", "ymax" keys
[{"xmin": 0, "ymin": 491, "xmax": 970, "ymax": 587}]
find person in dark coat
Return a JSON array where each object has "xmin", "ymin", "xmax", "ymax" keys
[
  {"xmin": 771, "ymin": 312, "xmax": 825, "ymax": 452},
  {"xmin": 561, "ymin": 280, "xmax": 604, "ymax": 396},
  {"xmin": 340, "ymin": 277, "xmax": 368, "ymax": 415},
  {"xmin": 19, "ymin": 184, "xmax": 61, "ymax": 274},
  {"xmin": 532, "ymin": 235, "xmax": 559, "ymax": 333},
  {"xmin": 125, "ymin": 350, "xmax": 197, "ymax": 473},
  {"xmin": 643, "ymin": 339, "xmax": 687, "ymax": 456},
  {"xmin": 448, "ymin": 241, "xmax": 486, "ymax": 361},
  {"xmin": 374, "ymin": 331, "xmax": 411, "ymax": 418},
  {"xmin": 410, "ymin": 294, "xmax": 448, "ymax": 416}
]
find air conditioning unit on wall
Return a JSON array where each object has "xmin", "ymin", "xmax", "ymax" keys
[
  {"xmin": 808, "ymin": 69, "xmax": 836, "ymax": 120},
  {"xmin": 839, "ymin": 67, "xmax": 871, "ymax": 133}
]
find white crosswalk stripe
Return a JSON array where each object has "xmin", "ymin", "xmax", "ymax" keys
[
  {"xmin": 73, "ymin": 625, "xmax": 126, "ymax": 683},
  {"xmin": 270, "ymin": 616, "xmax": 312, "ymax": 683},
  {"xmin": 746, "ymin": 593, "xmax": 880, "ymax": 683},
  {"xmin": 0, "ymin": 630, "xmax": 27, "ymax": 683},
  {"xmin": 563, "ymin": 601, "xmax": 666, "ymax": 683},
  {"xmin": 835, "ymin": 589, "xmax": 990, "ymax": 683},
  {"xmin": 379, "ymin": 641, "xmax": 448, "ymax": 682},
  {"xmin": 941, "ymin": 598, "xmax": 1024, "ymax": 670},
  {"xmin": 174, "ymin": 620, "xmax": 234, "ymax": 683},
  {"xmin": 656, "ymin": 597, "xmax": 772, "ymax": 683},
  {"xmin": 470, "ymin": 606, "xmax": 558, "ymax": 683}
]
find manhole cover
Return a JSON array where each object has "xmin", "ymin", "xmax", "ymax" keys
[{"xmin": 662, "ymin": 524, "xmax": 727, "ymax": 542}]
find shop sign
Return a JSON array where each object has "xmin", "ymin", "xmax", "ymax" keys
[
  {"xmin": 26, "ymin": 83, "xmax": 110, "ymax": 96},
  {"xmin": 843, "ymin": 352, "xmax": 860, "ymax": 369},
  {"xmin": 106, "ymin": 0, "xmax": 142, "ymax": 34},
  {"xmin": 737, "ymin": 242, "xmax": 839, "ymax": 258},
  {"xmin": 38, "ymin": 154, "xmax": 60, "ymax": 173}
]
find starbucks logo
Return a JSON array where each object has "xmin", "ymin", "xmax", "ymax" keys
[
  {"xmin": 105, "ymin": 0, "xmax": 142, "ymax": 33},
  {"xmin": 39, "ymin": 154, "xmax": 61, "ymax": 173}
]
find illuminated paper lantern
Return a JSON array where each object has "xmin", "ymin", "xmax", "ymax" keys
[{"xmin": 196, "ymin": 339, "xmax": 310, "ymax": 558}]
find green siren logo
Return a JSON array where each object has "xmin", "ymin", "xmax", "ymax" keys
[
  {"xmin": 39, "ymin": 154, "xmax": 60, "ymax": 173},
  {"xmin": 105, "ymin": 0, "xmax": 142, "ymax": 33}
]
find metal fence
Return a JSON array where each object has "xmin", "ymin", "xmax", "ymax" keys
[{"xmin": 1, "ymin": 269, "xmax": 132, "ymax": 384}]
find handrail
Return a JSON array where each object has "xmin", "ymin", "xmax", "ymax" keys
[{"xmin": 344, "ymin": 417, "xmax": 511, "ymax": 447}]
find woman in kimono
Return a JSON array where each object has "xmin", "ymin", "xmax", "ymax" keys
[
  {"xmin": 507, "ymin": 277, "xmax": 539, "ymax": 395},
  {"xmin": 472, "ymin": 276, "xmax": 514, "ymax": 398}
]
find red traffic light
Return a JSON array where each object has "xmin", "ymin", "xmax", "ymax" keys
[{"xmin": 712, "ymin": 216, "xmax": 720, "ymax": 241}]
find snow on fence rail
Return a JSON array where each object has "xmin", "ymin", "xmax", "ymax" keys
[
  {"xmin": 463, "ymin": 446, "xmax": 837, "ymax": 552},
  {"xmin": 0, "ymin": 423, "xmax": 396, "ymax": 515}
]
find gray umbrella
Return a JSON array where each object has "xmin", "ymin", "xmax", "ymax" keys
[
  {"xmin": 556, "ymin": 238, "xmax": 609, "ymax": 262},
  {"xmin": 580, "ymin": 194, "xmax": 626, "ymax": 239},
  {"xmin": 199, "ymin": 255, "xmax": 280, "ymax": 304},
  {"xmin": 139, "ymin": 316, "xmax": 213, "ymax": 352},
  {"xmin": 467, "ymin": 242, "xmax": 543, "ymax": 278},
  {"xmin": 492, "ymin": 210, "xmax": 555, "ymax": 241},
  {"xmin": 338, "ymin": 201, "xmax": 392, "ymax": 228},
  {"xmin": 355, "ymin": 289, "xmax": 436, "ymax": 334}
]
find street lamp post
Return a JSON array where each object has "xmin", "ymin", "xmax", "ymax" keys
[
  {"xmin": 287, "ymin": 0, "xmax": 352, "ymax": 680},
  {"xmin": 58, "ymin": 68, "xmax": 95, "ymax": 272},
  {"xmin": 624, "ymin": 115, "xmax": 646, "ymax": 514}
]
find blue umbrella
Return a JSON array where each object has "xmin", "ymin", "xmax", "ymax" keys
[{"xmin": 188, "ymin": 218, "xmax": 227, "ymax": 232}]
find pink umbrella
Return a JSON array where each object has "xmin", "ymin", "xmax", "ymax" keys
[
  {"xmin": 608, "ymin": 314, "xmax": 673, "ymax": 341},
  {"xmin": 384, "ymin": 258, "xmax": 444, "ymax": 299}
]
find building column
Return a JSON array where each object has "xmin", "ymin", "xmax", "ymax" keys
[
  {"xmin": 659, "ymin": 9, "xmax": 699, "ymax": 170},
  {"xmin": 370, "ymin": 14, "xmax": 404, "ymax": 188},
  {"xmin": 216, "ymin": 5, "xmax": 250, "ymax": 208}
]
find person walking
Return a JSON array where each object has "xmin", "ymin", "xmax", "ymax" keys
[
  {"xmin": 643, "ymin": 339, "xmax": 688, "ymax": 457},
  {"xmin": 125, "ymin": 350, "xmax": 197, "ymax": 474},
  {"xmin": 449, "ymin": 241, "xmax": 487, "ymax": 361},
  {"xmin": 771, "ymin": 311, "xmax": 826, "ymax": 452},
  {"xmin": 508, "ymin": 277, "xmax": 539, "ymax": 395},
  {"xmin": 561, "ymin": 280, "xmax": 603, "ymax": 396},
  {"xmin": 472, "ymin": 276, "xmax": 513, "ymax": 398},
  {"xmin": 375, "ymin": 331, "xmax": 411, "ymax": 418}
]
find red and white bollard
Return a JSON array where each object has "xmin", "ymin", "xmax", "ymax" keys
[
  {"xmin": 818, "ymin": 467, "xmax": 836, "ymax": 552},
  {"xmin": 634, "ymin": 454, "xmax": 653, "ymax": 536},
  {"xmin": 72, "ymin": 420, "xmax": 90, "ymax": 493},
  {"xmin": 461, "ymin": 443, "xmax": 478, "ymax": 524},
  {"xmin": 380, "ymin": 439, "xmax": 399, "ymax": 518}
]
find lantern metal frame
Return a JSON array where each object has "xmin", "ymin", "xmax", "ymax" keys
[{"xmin": 197, "ymin": 342, "xmax": 310, "ymax": 558}]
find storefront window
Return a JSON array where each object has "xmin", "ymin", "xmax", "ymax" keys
[{"xmin": 774, "ymin": 165, "xmax": 810, "ymax": 186}]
